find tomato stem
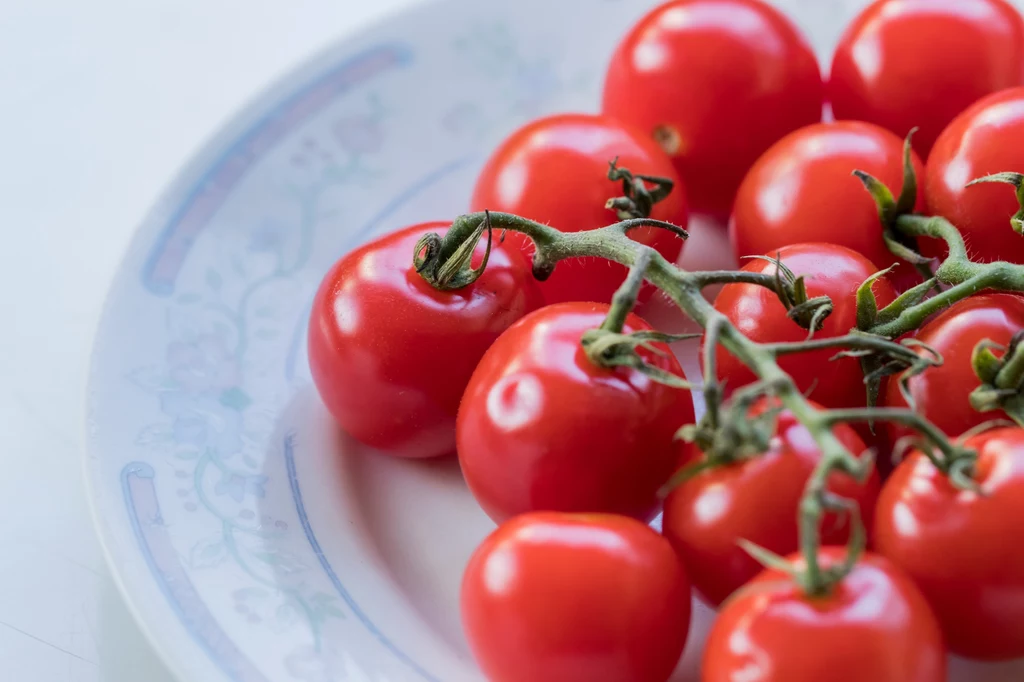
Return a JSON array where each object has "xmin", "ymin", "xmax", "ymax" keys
[
  {"xmin": 605, "ymin": 158, "xmax": 676, "ymax": 220},
  {"xmin": 702, "ymin": 316, "xmax": 725, "ymax": 431},
  {"xmin": 418, "ymin": 209, "xmax": 876, "ymax": 593},
  {"xmin": 600, "ymin": 250, "xmax": 651, "ymax": 334},
  {"xmin": 418, "ymin": 162, "xmax": 1024, "ymax": 595}
]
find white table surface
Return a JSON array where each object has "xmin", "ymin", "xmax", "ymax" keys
[{"xmin": 0, "ymin": 2, "xmax": 418, "ymax": 679}]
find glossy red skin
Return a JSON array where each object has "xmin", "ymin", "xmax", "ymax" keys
[
  {"xmin": 308, "ymin": 222, "xmax": 544, "ymax": 459},
  {"xmin": 601, "ymin": 0, "xmax": 822, "ymax": 216},
  {"xmin": 730, "ymin": 122, "xmax": 925, "ymax": 289},
  {"xmin": 703, "ymin": 549, "xmax": 946, "ymax": 682},
  {"xmin": 829, "ymin": 0, "xmax": 1024, "ymax": 157},
  {"xmin": 710, "ymin": 243, "xmax": 897, "ymax": 409},
  {"xmin": 470, "ymin": 113, "xmax": 687, "ymax": 305},
  {"xmin": 663, "ymin": 400, "xmax": 880, "ymax": 607},
  {"xmin": 925, "ymin": 87, "xmax": 1024, "ymax": 265},
  {"xmin": 457, "ymin": 302, "xmax": 696, "ymax": 522},
  {"xmin": 462, "ymin": 512, "xmax": 691, "ymax": 682},
  {"xmin": 881, "ymin": 294, "xmax": 1024, "ymax": 446},
  {"xmin": 875, "ymin": 428, "xmax": 1024, "ymax": 660}
]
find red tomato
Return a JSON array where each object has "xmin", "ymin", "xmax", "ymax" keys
[
  {"xmin": 601, "ymin": 0, "xmax": 822, "ymax": 216},
  {"xmin": 663, "ymin": 398, "xmax": 880, "ymax": 607},
  {"xmin": 875, "ymin": 427, "xmax": 1024, "ymax": 661},
  {"xmin": 881, "ymin": 294, "xmax": 1024, "ymax": 446},
  {"xmin": 829, "ymin": 0, "xmax": 1024, "ymax": 157},
  {"xmin": 308, "ymin": 222, "xmax": 543, "ymax": 458},
  {"xmin": 469, "ymin": 113, "xmax": 687, "ymax": 305},
  {"xmin": 461, "ymin": 512, "xmax": 691, "ymax": 682},
  {"xmin": 457, "ymin": 302, "xmax": 695, "ymax": 522},
  {"xmin": 702, "ymin": 548, "xmax": 946, "ymax": 682},
  {"xmin": 925, "ymin": 86, "xmax": 1024, "ymax": 265},
  {"xmin": 730, "ymin": 121, "xmax": 925, "ymax": 288},
  {"xmin": 710, "ymin": 243, "xmax": 898, "ymax": 409}
]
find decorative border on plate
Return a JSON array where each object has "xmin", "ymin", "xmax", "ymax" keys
[
  {"xmin": 141, "ymin": 44, "xmax": 413, "ymax": 297},
  {"xmin": 123, "ymin": 462, "xmax": 271, "ymax": 682}
]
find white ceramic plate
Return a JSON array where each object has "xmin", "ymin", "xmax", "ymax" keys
[{"xmin": 85, "ymin": 1, "xmax": 1024, "ymax": 680}]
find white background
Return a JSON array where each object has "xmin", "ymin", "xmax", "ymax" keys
[{"xmin": 0, "ymin": 2, "xmax": 417, "ymax": 679}]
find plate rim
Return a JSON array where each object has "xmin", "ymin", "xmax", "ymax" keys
[{"xmin": 81, "ymin": 2, "xmax": 455, "ymax": 681}]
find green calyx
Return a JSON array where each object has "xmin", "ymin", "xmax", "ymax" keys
[
  {"xmin": 662, "ymin": 385, "xmax": 785, "ymax": 495},
  {"xmin": 853, "ymin": 129, "xmax": 931, "ymax": 268},
  {"xmin": 970, "ymin": 332, "xmax": 1024, "ymax": 427},
  {"xmin": 742, "ymin": 254, "xmax": 832, "ymax": 334},
  {"xmin": 581, "ymin": 328, "xmax": 697, "ymax": 388},
  {"xmin": 414, "ymin": 212, "xmax": 494, "ymax": 290}
]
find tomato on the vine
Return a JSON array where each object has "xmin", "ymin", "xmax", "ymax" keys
[
  {"xmin": 308, "ymin": 222, "xmax": 544, "ymax": 459},
  {"xmin": 730, "ymin": 121, "xmax": 925, "ymax": 289},
  {"xmin": 662, "ymin": 398, "xmax": 880, "ymax": 607},
  {"xmin": 601, "ymin": 0, "xmax": 823, "ymax": 216},
  {"xmin": 881, "ymin": 293, "xmax": 1024, "ymax": 446},
  {"xmin": 457, "ymin": 302, "xmax": 695, "ymax": 522},
  {"xmin": 925, "ymin": 86, "xmax": 1024, "ymax": 266},
  {"xmin": 875, "ymin": 427, "xmax": 1024, "ymax": 661},
  {"xmin": 470, "ymin": 113, "xmax": 687, "ymax": 305},
  {"xmin": 710, "ymin": 243, "xmax": 897, "ymax": 410},
  {"xmin": 829, "ymin": 0, "xmax": 1024, "ymax": 157},
  {"xmin": 461, "ymin": 512, "xmax": 691, "ymax": 682},
  {"xmin": 702, "ymin": 548, "xmax": 946, "ymax": 682}
]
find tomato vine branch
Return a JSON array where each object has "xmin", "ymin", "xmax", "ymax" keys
[{"xmin": 416, "ymin": 165, "xmax": 1024, "ymax": 597}]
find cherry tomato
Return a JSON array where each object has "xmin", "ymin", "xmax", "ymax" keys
[
  {"xmin": 308, "ymin": 222, "xmax": 543, "ymax": 458},
  {"xmin": 462, "ymin": 512, "xmax": 691, "ymax": 682},
  {"xmin": 875, "ymin": 427, "xmax": 1024, "ymax": 661},
  {"xmin": 663, "ymin": 398, "xmax": 880, "ymax": 607},
  {"xmin": 710, "ymin": 243, "xmax": 897, "ymax": 410},
  {"xmin": 703, "ymin": 548, "xmax": 946, "ymax": 681},
  {"xmin": 601, "ymin": 0, "xmax": 823, "ymax": 216},
  {"xmin": 457, "ymin": 302, "xmax": 695, "ymax": 522},
  {"xmin": 829, "ymin": 0, "xmax": 1024, "ymax": 157},
  {"xmin": 925, "ymin": 86, "xmax": 1024, "ymax": 265},
  {"xmin": 881, "ymin": 294, "xmax": 1024, "ymax": 446},
  {"xmin": 730, "ymin": 121, "xmax": 925, "ymax": 289},
  {"xmin": 470, "ymin": 113, "xmax": 687, "ymax": 305}
]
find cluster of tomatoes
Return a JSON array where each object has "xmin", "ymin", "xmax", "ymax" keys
[{"xmin": 308, "ymin": 1, "xmax": 1024, "ymax": 680}]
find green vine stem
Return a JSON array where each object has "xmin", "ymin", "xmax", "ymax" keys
[
  {"xmin": 605, "ymin": 157, "xmax": 675, "ymax": 220},
  {"xmin": 580, "ymin": 250, "xmax": 698, "ymax": 389},
  {"xmin": 417, "ymin": 211, "xmax": 877, "ymax": 594},
  {"xmin": 863, "ymin": 213, "xmax": 1024, "ymax": 339},
  {"xmin": 413, "ymin": 167, "xmax": 1024, "ymax": 596}
]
